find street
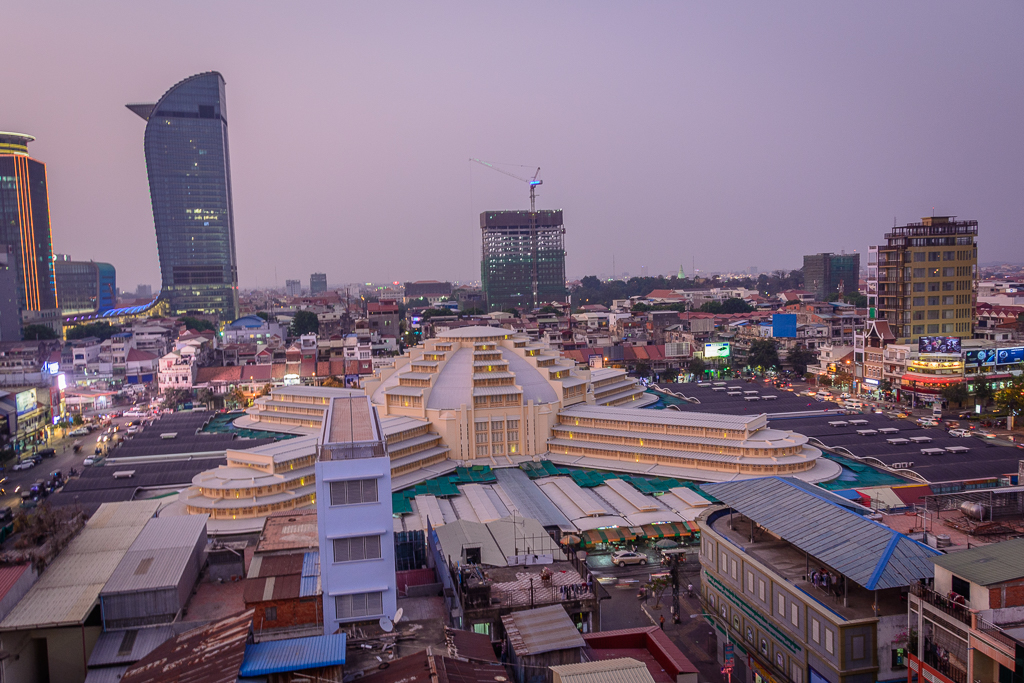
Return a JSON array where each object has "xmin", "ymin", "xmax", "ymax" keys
[{"xmin": 588, "ymin": 548, "xmax": 724, "ymax": 683}]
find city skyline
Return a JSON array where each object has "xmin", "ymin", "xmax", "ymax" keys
[{"xmin": 1, "ymin": 2, "xmax": 1022, "ymax": 292}]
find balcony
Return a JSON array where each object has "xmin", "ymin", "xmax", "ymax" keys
[{"xmin": 910, "ymin": 583, "xmax": 971, "ymax": 627}]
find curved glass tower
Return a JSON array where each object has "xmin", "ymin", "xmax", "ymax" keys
[{"xmin": 128, "ymin": 72, "xmax": 239, "ymax": 320}]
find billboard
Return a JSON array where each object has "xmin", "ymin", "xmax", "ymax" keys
[
  {"xmin": 918, "ymin": 336, "xmax": 961, "ymax": 354},
  {"xmin": 772, "ymin": 313, "xmax": 797, "ymax": 339},
  {"xmin": 704, "ymin": 342, "xmax": 731, "ymax": 359},
  {"xmin": 965, "ymin": 347, "xmax": 1024, "ymax": 366},
  {"xmin": 15, "ymin": 389, "xmax": 36, "ymax": 416}
]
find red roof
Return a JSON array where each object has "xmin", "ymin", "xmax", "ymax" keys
[
  {"xmin": 196, "ymin": 366, "xmax": 243, "ymax": 384},
  {"xmin": 0, "ymin": 564, "xmax": 30, "ymax": 602},
  {"xmin": 368, "ymin": 302, "xmax": 399, "ymax": 313},
  {"xmin": 240, "ymin": 365, "xmax": 273, "ymax": 382},
  {"xmin": 125, "ymin": 348, "xmax": 158, "ymax": 363},
  {"xmin": 584, "ymin": 627, "xmax": 698, "ymax": 682}
]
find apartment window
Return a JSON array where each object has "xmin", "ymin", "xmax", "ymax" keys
[
  {"xmin": 913, "ymin": 282, "xmax": 925, "ymax": 292},
  {"xmin": 747, "ymin": 572, "xmax": 754, "ymax": 593},
  {"xmin": 777, "ymin": 593, "xmax": 785, "ymax": 616},
  {"xmin": 943, "ymin": 267, "xmax": 955, "ymax": 277},
  {"xmin": 491, "ymin": 420, "xmax": 504, "ymax": 430},
  {"xmin": 912, "ymin": 268, "xmax": 926, "ymax": 278},
  {"xmin": 927, "ymin": 310, "xmax": 939, "ymax": 319},
  {"xmin": 491, "ymin": 431, "xmax": 503, "ymax": 442},
  {"xmin": 928, "ymin": 252, "xmax": 940, "ymax": 262},
  {"xmin": 943, "ymin": 281, "xmax": 955, "ymax": 291},
  {"xmin": 475, "ymin": 445, "xmax": 488, "ymax": 456},
  {"xmin": 330, "ymin": 478, "xmax": 378, "ymax": 506},
  {"xmin": 507, "ymin": 430, "xmax": 518, "ymax": 442},
  {"xmin": 472, "ymin": 622, "xmax": 490, "ymax": 636},
  {"xmin": 475, "ymin": 421, "xmax": 488, "ymax": 432},
  {"xmin": 335, "ymin": 592, "xmax": 383, "ymax": 619},
  {"xmin": 265, "ymin": 606, "xmax": 277, "ymax": 621},
  {"xmin": 912, "ymin": 297, "xmax": 925, "ymax": 306},
  {"xmin": 943, "ymin": 251, "xmax": 956, "ymax": 261},
  {"xmin": 942, "ymin": 309, "xmax": 955, "ymax": 319},
  {"xmin": 912, "ymin": 311, "xmax": 924, "ymax": 321},
  {"xmin": 758, "ymin": 579, "xmax": 766, "ymax": 601},
  {"xmin": 942, "ymin": 324, "xmax": 955, "ymax": 333},
  {"xmin": 760, "ymin": 639, "xmax": 768, "ymax": 656},
  {"xmin": 811, "ymin": 618, "xmax": 820, "ymax": 643},
  {"xmin": 791, "ymin": 604, "xmax": 798, "ymax": 626},
  {"xmin": 731, "ymin": 560, "xmax": 738, "ymax": 580},
  {"xmin": 746, "ymin": 626, "xmax": 754, "ymax": 643},
  {"xmin": 776, "ymin": 653, "xmax": 784, "ymax": 669},
  {"xmin": 333, "ymin": 535, "xmax": 381, "ymax": 563},
  {"xmin": 720, "ymin": 552, "xmax": 727, "ymax": 572},
  {"xmin": 825, "ymin": 629, "xmax": 834, "ymax": 654},
  {"xmin": 927, "ymin": 324, "xmax": 939, "ymax": 333},
  {"xmin": 928, "ymin": 281, "xmax": 940, "ymax": 291},
  {"xmin": 927, "ymin": 296, "xmax": 939, "ymax": 305},
  {"xmin": 492, "ymin": 444, "xmax": 504, "ymax": 454},
  {"xmin": 791, "ymin": 663, "xmax": 803, "ymax": 683},
  {"xmin": 475, "ymin": 432, "xmax": 488, "ymax": 444},
  {"xmin": 852, "ymin": 635, "xmax": 865, "ymax": 660},
  {"xmin": 943, "ymin": 295, "xmax": 955, "ymax": 305},
  {"xmin": 913, "ymin": 252, "xmax": 925, "ymax": 262}
]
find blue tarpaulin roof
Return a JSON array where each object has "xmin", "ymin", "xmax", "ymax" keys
[
  {"xmin": 240, "ymin": 633, "xmax": 346, "ymax": 676},
  {"xmin": 701, "ymin": 476, "xmax": 939, "ymax": 591}
]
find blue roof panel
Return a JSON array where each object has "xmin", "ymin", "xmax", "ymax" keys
[{"xmin": 240, "ymin": 633, "xmax": 346, "ymax": 676}]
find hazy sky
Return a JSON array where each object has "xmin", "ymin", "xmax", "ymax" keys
[{"xmin": 3, "ymin": 2, "xmax": 1022, "ymax": 291}]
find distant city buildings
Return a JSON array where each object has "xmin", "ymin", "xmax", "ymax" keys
[
  {"xmin": 54, "ymin": 256, "xmax": 116, "ymax": 315},
  {"xmin": 285, "ymin": 279, "xmax": 302, "ymax": 296},
  {"xmin": 404, "ymin": 280, "xmax": 452, "ymax": 303},
  {"xmin": 802, "ymin": 252, "xmax": 860, "ymax": 302},
  {"xmin": 0, "ymin": 246, "xmax": 20, "ymax": 341},
  {"xmin": 128, "ymin": 72, "xmax": 240, "ymax": 321},
  {"xmin": 134, "ymin": 284, "xmax": 152, "ymax": 299},
  {"xmin": 310, "ymin": 273, "xmax": 327, "ymax": 296},
  {"xmin": 481, "ymin": 210, "xmax": 566, "ymax": 311},
  {"xmin": 0, "ymin": 132, "xmax": 58, "ymax": 318}
]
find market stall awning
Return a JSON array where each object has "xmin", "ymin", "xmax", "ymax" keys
[
  {"xmin": 581, "ymin": 527, "xmax": 637, "ymax": 546},
  {"xmin": 641, "ymin": 521, "xmax": 700, "ymax": 540}
]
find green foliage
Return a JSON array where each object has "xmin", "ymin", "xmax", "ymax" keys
[
  {"xmin": 289, "ymin": 310, "xmax": 320, "ymax": 336},
  {"xmin": 179, "ymin": 316, "xmax": 217, "ymax": 332},
  {"xmin": 22, "ymin": 324, "xmax": 57, "ymax": 340},
  {"xmin": 688, "ymin": 357, "xmax": 706, "ymax": 377},
  {"xmin": 647, "ymin": 576, "xmax": 670, "ymax": 608},
  {"xmin": 661, "ymin": 368, "xmax": 679, "ymax": 383},
  {"xmin": 699, "ymin": 298, "xmax": 755, "ymax": 314},
  {"xmin": 787, "ymin": 345, "xmax": 816, "ymax": 376},
  {"xmin": 255, "ymin": 311, "xmax": 270, "ymax": 321},
  {"xmin": 818, "ymin": 375, "xmax": 833, "ymax": 387},
  {"xmin": 501, "ymin": 308, "xmax": 521, "ymax": 318},
  {"xmin": 994, "ymin": 368, "xmax": 1024, "ymax": 416},
  {"xmin": 570, "ymin": 271, "xmax": 803, "ymax": 309},
  {"xmin": 634, "ymin": 361, "xmax": 651, "ymax": 379},
  {"xmin": 162, "ymin": 388, "xmax": 192, "ymax": 408},
  {"xmin": 941, "ymin": 382, "xmax": 969, "ymax": 407},
  {"xmin": 747, "ymin": 339, "xmax": 780, "ymax": 372},
  {"xmin": 65, "ymin": 322, "xmax": 120, "ymax": 341},
  {"xmin": 72, "ymin": 414, "xmax": 83, "ymax": 427},
  {"xmin": 538, "ymin": 305, "xmax": 562, "ymax": 316},
  {"xmin": 974, "ymin": 381, "xmax": 995, "ymax": 407}
]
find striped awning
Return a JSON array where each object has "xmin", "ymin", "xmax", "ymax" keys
[
  {"xmin": 581, "ymin": 527, "xmax": 637, "ymax": 547},
  {"xmin": 641, "ymin": 521, "xmax": 700, "ymax": 540}
]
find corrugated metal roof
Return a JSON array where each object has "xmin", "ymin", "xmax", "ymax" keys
[
  {"xmin": 500, "ymin": 348, "xmax": 559, "ymax": 404},
  {"xmin": 0, "ymin": 500, "xmax": 160, "ymax": 631},
  {"xmin": 550, "ymin": 658, "xmax": 656, "ymax": 683},
  {"xmin": 433, "ymin": 519, "xmax": 507, "ymax": 566},
  {"xmin": 239, "ymin": 633, "xmax": 346, "ymax": 676},
  {"xmin": 84, "ymin": 665, "xmax": 131, "ymax": 683},
  {"xmin": 493, "ymin": 469, "xmax": 572, "ymax": 529},
  {"xmin": 88, "ymin": 625, "xmax": 183, "ymax": 666},
  {"xmin": 0, "ymin": 564, "xmax": 30, "ymax": 602},
  {"xmin": 502, "ymin": 604, "xmax": 585, "ymax": 655},
  {"xmin": 701, "ymin": 477, "xmax": 939, "ymax": 590},
  {"xmin": 300, "ymin": 551, "xmax": 320, "ymax": 597},
  {"xmin": 101, "ymin": 515, "xmax": 206, "ymax": 595},
  {"xmin": 931, "ymin": 538, "xmax": 1024, "ymax": 586},
  {"xmin": 561, "ymin": 404, "xmax": 766, "ymax": 432}
]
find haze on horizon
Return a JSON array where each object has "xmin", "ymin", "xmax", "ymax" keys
[{"xmin": 2, "ymin": 1, "xmax": 1022, "ymax": 292}]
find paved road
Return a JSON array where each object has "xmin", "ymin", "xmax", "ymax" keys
[{"xmin": 0, "ymin": 414, "xmax": 133, "ymax": 513}]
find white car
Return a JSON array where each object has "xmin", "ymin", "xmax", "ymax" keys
[
  {"xmin": 126, "ymin": 426, "xmax": 140, "ymax": 435},
  {"xmin": 83, "ymin": 456, "xmax": 98, "ymax": 466},
  {"xmin": 947, "ymin": 428, "xmax": 971, "ymax": 438},
  {"xmin": 977, "ymin": 431, "xmax": 997, "ymax": 439},
  {"xmin": 610, "ymin": 550, "xmax": 648, "ymax": 567},
  {"xmin": 12, "ymin": 460, "xmax": 36, "ymax": 471},
  {"xmin": 69, "ymin": 427, "xmax": 90, "ymax": 437},
  {"xmin": 917, "ymin": 419, "xmax": 938, "ymax": 428}
]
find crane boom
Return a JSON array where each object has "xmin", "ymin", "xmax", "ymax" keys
[{"xmin": 469, "ymin": 158, "xmax": 542, "ymax": 211}]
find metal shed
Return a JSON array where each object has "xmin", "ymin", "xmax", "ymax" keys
[{"xmin": 99, "ymin": 514, "xmax": 208, "ymax": 629}]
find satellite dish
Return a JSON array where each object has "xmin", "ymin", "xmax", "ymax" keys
[
  {"xmin": 393, "ymin": 607, "xmax": 404, "ymax": 625},
  {"xmin": 379, "ymin": 616, "xmax": 394, "ymax": 632}
]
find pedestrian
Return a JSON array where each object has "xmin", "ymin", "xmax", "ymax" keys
[{"xmin": 659, "ymin": 615, "xmax": 665, "ymax": 630}]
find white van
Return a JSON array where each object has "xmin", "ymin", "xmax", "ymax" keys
[{"xmin": 843, "ymin": 400, "xmax": 863, "ymax": 411}]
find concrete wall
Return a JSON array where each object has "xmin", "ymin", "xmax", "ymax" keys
[{"xmin": 0, "ymin": 624, "xmax": 102, "ymax": 683}]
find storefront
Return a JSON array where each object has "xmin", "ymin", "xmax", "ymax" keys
[
  {"xmin": 581, "ymin": 526, "xmax": 637, "ymax": 549},
  {"xmin": 641, "ymin": 521, "xmax": 701, "ymax": 543}
]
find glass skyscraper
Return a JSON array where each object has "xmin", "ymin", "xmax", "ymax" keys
[
  {"xmin": 54, "ymin": 256, "xmax": 116, "ymax": 315},
  {"xmin": 128, "ymin": 72, "xmax": 239, "ymax": 321},
  {"xmin": 0, "ymin": 132, "xmax": 58, "ymax": 314}
]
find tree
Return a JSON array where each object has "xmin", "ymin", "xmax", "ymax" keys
[
  {"xmin": 688, "ymin": 357, "xmax": 706, "ymax": 377},
  {"xmin": 941, "ymin": 383, "xmax": 969, "ymax": 408},
  {"xmin": 66, "ymin": 322, "xmax": 120, "ymax": 341},
  {"xmin": 502, "ymin": 308, "xmax": 521, "ymax": 318},
  {"xmin": 72, "ymin": 414, "xmax": 84, "ymax": 427},
  {"xmin": 255, "ymin": 311, "xmax": 270, "ymax": 321},
  {"xmin": 994, "ymin": 369, "xmax": 1024, "ymax": 418},
  {"xmin": 322, "ymin": 376, "xmax": 345, "ymax": 388},
  {"xmin": 178, "ymin": 316, "xmax": 217, "ymax": 332},
  {"xmin": 661, "ymin": 368, "xmax": 679, "ymax": 384},
  {"xmin": 974, "ymin": 380, "xmax": 995, "ymax": 409},
  {"xmin": 225, "ymin": 387, "xmax": 247, "ymax": 409},
  {"xmin": 290, "ymin": 310, "xmax": 320, "ymax": 337},
  {"xmin": 162, "ymin": 388, "xmax": 192, "ymax": 409},
  {"xmin": 647, "ymin": 576, "xmax": 670, "ymax": 609},
  {"xmin": 818, "ymin": 374, "xmax": 833, "ymax": 387},
  {"xmin": 538, "ymin": 305, "xmax": 562, "ymax": 316},
  {"xmin": 747, "ymin": 339, "xmax": 780, "ymax": 373},
  {"xmin": 22, "ymin": 324, "xmax": 57, "ymax": 340},
  {"xmin": 634, "ymin": 361, "xmax": 651, "ymax": 380},
  {"xmin": 787, "ymin": 345, "xmax": 816, "ymax": 376},
  {"xmin": 878, "ymin": 380, "xmax": 894, "ymax": 397}
]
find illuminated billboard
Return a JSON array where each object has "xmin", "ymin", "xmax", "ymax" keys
[
  {"xmin": 918, "ymin": 336, "xmax": 961, "ymax": 354},
  {"xmin": 997, "ymin": 347, "xmax": 1024, "ymax": 365},
  {"xmin": 965, "ymin": 347, "xmax": 1023, "ymax": 366},
  {"xmin": 772, "ymin": 313, "xmax": 797, "ymax": 339},
  {"xmin": 704, "ymin": 342, "xmax": 731, "ymax": 359},
  {"xmin": 15, "ymin": 389, "xmax": 36, "ymax": 416}
]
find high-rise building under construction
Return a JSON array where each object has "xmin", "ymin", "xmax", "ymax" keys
[{"xmin": 480, "ymin": 210, "xmax": 565, "ymax": 312}]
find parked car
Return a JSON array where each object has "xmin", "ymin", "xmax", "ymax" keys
[
  {"xmin": 83, "ymin": 456, "xmax": 98, "ymax": 466},
  {"xmin": 917, "ymin": 419, "xmax": 938, "ymax": 427},
  {"xmin": 12, "ymin": 460, "xmax": 36, "ymax": 471},
  {"xmin": 38, "ymin": 448, "xmax": 56, "ymax": 459},
  {"xmin": 69, "ymin": 427, "xmax": 90, "ymax": 437},
  {"xmin": 610, "ymin": 550, "xmax": 648, "ymax": 567},
  {"xmin": 948, "ymin": 428, "xmax": 972, "ymax": 438}
]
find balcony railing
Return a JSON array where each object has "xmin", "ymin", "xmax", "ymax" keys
[
  {"xmin": 910, "ymin": 583, "xmax": 971, "ymax": 627},
  {"xmin": 923, "ymin": 643, "xmax": 967, "ymax": 683}
]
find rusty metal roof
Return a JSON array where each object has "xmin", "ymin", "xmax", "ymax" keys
[{"xmin": 501, "ymin": 604, "xmax": 585, "ymax": 656}]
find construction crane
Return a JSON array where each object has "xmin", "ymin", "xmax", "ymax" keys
[
  {"xmin": 469, "ymin": 158, "xmax": 542, "ymax": 212},
  {"xmin": 470, "ymin": 158, "xmax": 546, "ymax": 309}
]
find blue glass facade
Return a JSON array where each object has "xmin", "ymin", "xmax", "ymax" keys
[
  {"xmin": 130, "ymin": 72, "xmax": 239, "ymax": 320},
  {"xmin": 54, "ymin": 259, "xmax": 116, "ymax": 314}
]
